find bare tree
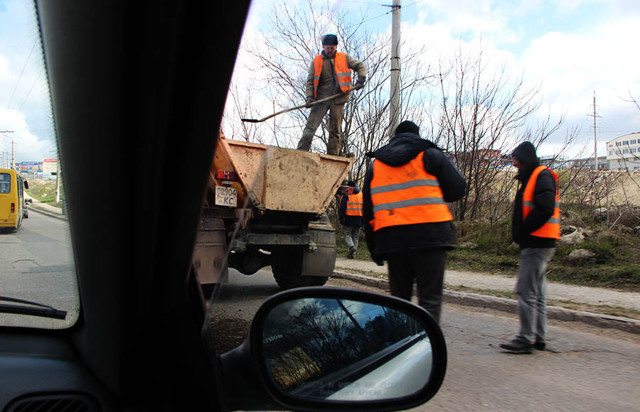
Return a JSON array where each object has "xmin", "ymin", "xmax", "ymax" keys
[
  {"xmin": 225, "ymin": 0, "xmax": 435, "ymax": 179},
  {"xmin": 430, "ymin": 44, "xmax": 575, "ymax": 222},
  {"xmin": 226, "ymin": 4, "xmax": 590, "ymax": 229}
]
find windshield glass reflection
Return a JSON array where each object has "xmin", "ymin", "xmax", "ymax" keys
[{"xmin": 262, "ymin": 298, "xmax": 432, "ymax": 400}]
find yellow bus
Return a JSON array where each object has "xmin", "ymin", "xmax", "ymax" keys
[{"xmin": 0, "ymin": 168, "xmax": 29, "ymax": 231}]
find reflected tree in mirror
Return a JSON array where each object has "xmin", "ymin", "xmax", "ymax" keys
[{"xmin": 261, "ymin": 298, "xmax": 433, "ymax": 401}]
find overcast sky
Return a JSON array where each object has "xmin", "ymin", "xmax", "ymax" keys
[{"xmin": 1, "ymin": 0, "xmax": 639, "ymax": 163}]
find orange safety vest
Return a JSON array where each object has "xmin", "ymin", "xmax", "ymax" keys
[
  {"xmin": 313, "ymin": 52, "xmax": 351, "ymax": 98},
  {"xmin": 345, "ymin": 192, "xmax": 363, "ymax": 217},
  {"xmin": 522, "ymin": 165, "xmax": 561, "ymax": 239},
  {"xmin": 370, "ymin": 152, "xmax": 453, "ymax": 231}
]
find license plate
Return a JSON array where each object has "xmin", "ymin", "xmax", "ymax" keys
[{"xmin": 215, "ymin": 185, "xmax": 237, "ymax": 207}]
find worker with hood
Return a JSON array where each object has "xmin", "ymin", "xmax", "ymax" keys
[
  {"xmin": 362, "ymin": 120, "xmax": 467, "ymax": 323},
  {"xmin": 500, "ymin": 141, "xmax": 560, "ymax": 354}
]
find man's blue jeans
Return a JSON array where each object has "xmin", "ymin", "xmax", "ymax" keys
[
  {"xmin": 344, "ymin": 226, "xmax": 360, "ymax": 249},
  {"xmin": 515, "ymin": 247, "xmax": 556, "ymax": 344}
]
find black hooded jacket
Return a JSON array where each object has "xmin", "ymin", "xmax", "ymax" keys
[
  {"xmin": 511, "ymin": 142, "xmax": 557, "ymax": 249},
  {"xmin": 362, "ymin": 133, "xmax": 467, "ymax": 261}
]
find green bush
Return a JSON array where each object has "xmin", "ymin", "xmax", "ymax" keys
[{"xmin": 456, "ymin": 220, "xmax": 513, "ymax": 253}]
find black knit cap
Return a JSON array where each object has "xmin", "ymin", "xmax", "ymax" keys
[
  {"xmin": 512, "ymin": 141, "xmax": 538, "ymax": 166},
  {"xmin": 394, "ymin": 120, "xmax": 420, "ymax": 136},
  {"xmin": 322, "ymin": 34, "xmax": 338, "ymax": 46}
]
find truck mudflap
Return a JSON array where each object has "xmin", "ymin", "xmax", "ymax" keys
[
  {"xmin": 301, "ymin": 217, "xmax": 337, "ymax": 277},
  {"xmin": 192, "ymin": 215, "xmax": 228, "ymax": 285}
]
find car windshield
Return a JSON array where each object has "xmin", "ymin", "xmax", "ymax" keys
[
  {"xmin": 0, "ymin": 1, "xmax": 77, "ymax": 329},
  {"xmin": 2, "ymin": 0, "xmax": 638, "ymax": 338}
]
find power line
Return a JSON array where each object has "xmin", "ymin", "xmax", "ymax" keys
[
  {"xmin": 17, "ymin": 70, "xmax": 44, "ymax": 113},
  {"xmin": 339, "ymin": 0, "xmax": 424, "ymax": 31},
  {"xmin": 5, "ymin": 39, "xmax": 38, "ymax": 111}
]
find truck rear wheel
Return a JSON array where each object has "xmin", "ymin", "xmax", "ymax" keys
[
  {"xmin": 273, "ymin": 273, "xmax": 329, "ymax": 289},
  {"xmin": 271, "ymin": 252, "xmax": 328, "ymax": 289}
]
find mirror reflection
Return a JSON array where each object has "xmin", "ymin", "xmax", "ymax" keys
[{"xmin": 262, "ymin": 298, "xmax": 432, "ymax": 401}]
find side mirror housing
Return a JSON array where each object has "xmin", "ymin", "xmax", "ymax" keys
[{"xmin": 219, "ymin": 287, "xmax": 447, "ymax": 411}]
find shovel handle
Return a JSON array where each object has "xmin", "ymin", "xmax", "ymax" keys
[{"xmin": 241, "ymin": 88, "xmax": 353, "ymax": 123}]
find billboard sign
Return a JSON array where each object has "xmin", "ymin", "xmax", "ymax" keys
[
  {"xmin": 20, "ymin": 161, "xmax": 41, "ymax": 171},
  {"xmin": 42, "ymin": 158, "xmax": 58, "ymax": 173}
]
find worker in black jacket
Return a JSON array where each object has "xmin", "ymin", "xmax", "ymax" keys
[
  {"xmin": 500, "ymin": 141, "xmax": 560, "ymax": 354},
  {"xmin": 363, "ymin": 120, "xmax": 466, "ymax": 323}
]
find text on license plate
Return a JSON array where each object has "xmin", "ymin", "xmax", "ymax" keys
[{"xmin": 215, "ymin": 185, "xmax": 237, "ymax": 207}]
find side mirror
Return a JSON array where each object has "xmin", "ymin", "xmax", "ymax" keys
[
  {"xmin": 219, "ymin": 287, "xmax": 447, "ymax": 411},
  {"xmin": 23, "ymin": 181, "xmax": 29, "ymax": 190}
]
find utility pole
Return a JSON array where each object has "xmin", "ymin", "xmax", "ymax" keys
[
  {"xmin": 387, "ymin": 0, "xmax": 401, "ymax": 140},
  {"xmin": 1, "ymin": 130, "xmax": 15, "ymax": 169},
  {"xmin": 587, "ymin": 91, "xmax": 601, "ymax": 171},
  {"xmin": 11, "ymin": 140, "xmax": 15, "ymax": 171}
]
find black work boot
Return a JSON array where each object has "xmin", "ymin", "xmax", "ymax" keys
[
  {"xmin": 499, "ymin": 337, "xmax": 533, "ymax": 354},
  {"xmin": 347, "ymin": 246, "xmax": 356, "ymax": 259}
]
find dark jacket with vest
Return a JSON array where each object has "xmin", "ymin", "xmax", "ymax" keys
[
  {"xmin": 339, "ymin": 187, "xmax": 363, "ymax": 227},
  {"xmin": 511, "ymin": 144, "xmax": 557, "ymax": 249},
  {"xmin": 363, "ymin": 133, "xmax": 467, "ymax": 262}
]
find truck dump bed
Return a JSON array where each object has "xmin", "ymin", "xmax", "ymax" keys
[{"xmin": 213, "ymin": 138, "xmax": 353, "ymax": 214}]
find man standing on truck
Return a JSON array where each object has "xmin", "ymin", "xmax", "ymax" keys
[
  {"xmin": 339, "ymin": 180, "xmax": 363, "ymax": 259},
  {"xmin": 500, "ymin": 141, "xmax": 559, "ymax": 354},
  {"xmin": 296, "ymin": 34, "xmax": 367, "ymax": 156},
  {"xmin": 362, "ymin": 121, "xmax": 466, "ymax": 324}
]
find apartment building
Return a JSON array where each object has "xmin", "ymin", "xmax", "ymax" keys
[{"xmin": 607, "ymin": 132, "xmax": 640, "ymax": 170}]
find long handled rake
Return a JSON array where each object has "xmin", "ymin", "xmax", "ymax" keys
[{"xmin": 240, "ymin": 89, "xmax": 352, "ymax": 123}]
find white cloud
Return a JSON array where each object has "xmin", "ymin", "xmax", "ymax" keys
[
  {"xmin": 518, "ymin": 16, "xmax": 640, "ymax": 150},
  {"xmin": 0, "ymin": 108, "xmax": 52, "ymax": 164},
  {"xmin": 1, "ymin": 0, "xmax": 55, "ymax": 164}
]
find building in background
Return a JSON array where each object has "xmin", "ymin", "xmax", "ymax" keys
[
  {"xmin": 564, "ymin": 156, "xmax": 608, "ymax": 171},
  {"xmin": 607, "ymin": 132, "xmax": 640, "ymax": 171}
]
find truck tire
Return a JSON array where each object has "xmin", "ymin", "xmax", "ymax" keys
[
  {"xmin": 273, "ymin": 273, "xmax": 329, "ymax": 289},
  {"xmin": 271, "ymin": 252, "xmax": 328, "ymax": 289},
  {"xmin": 302, "ymin": 275, "xmax": 328, "ymax": 287}
]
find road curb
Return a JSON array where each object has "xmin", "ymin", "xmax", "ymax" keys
[
  {"xmin": 333, "ymin": 270, "xmax": 640, "ymax": 335},
  {"xmin": 28, "ymin": 205, "xmax": 68, "ymax": 221}
]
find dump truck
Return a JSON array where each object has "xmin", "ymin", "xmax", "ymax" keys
[{"xmin": 192, "ymin": 134, "xmax": 353, "ymax": 290}]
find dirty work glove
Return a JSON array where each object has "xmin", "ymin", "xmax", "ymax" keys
[
  {"xmin": 354, "ymin": 76, "xmax": 366, "ymax": 90},
  {"xmin": 305, "ymin": 97, "xmax": 316, "ymax": 108}
]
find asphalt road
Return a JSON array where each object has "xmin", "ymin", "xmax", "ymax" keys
[
  {"xmin": 0, "ymin": 210, "xmax": 79, "ymax": 329},
  {"xmin": 209, "ymin": 268, "xmax": 640, "ymax": 412},
  {"xmin": 5, "ymin": 212, "xmax": 640, "ymax": 411}
]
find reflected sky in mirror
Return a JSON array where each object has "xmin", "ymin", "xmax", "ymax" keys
[{"xmin": 262, "ymin": 298, "xmax": 432, "ymax": 401}]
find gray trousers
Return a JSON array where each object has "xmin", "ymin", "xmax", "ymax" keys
[
  {"xmin": 296, "ymin": 101, "xmax": 344, "ymax": 156},
  {"xmin": 515, "ymin": 247, "xmax": 556, "ymax": 343},
  {"xmin": 344, "ymin": 226, "xmax": 361, "ymax": 249}
]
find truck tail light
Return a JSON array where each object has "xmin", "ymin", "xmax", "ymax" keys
[
  {"xmin": 11, "ymin": 203, "xmax": 15, "ymax": 213},
  {"xmin": 214, "ymin": 170, "xmax": 238, "ymax": 181}
]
